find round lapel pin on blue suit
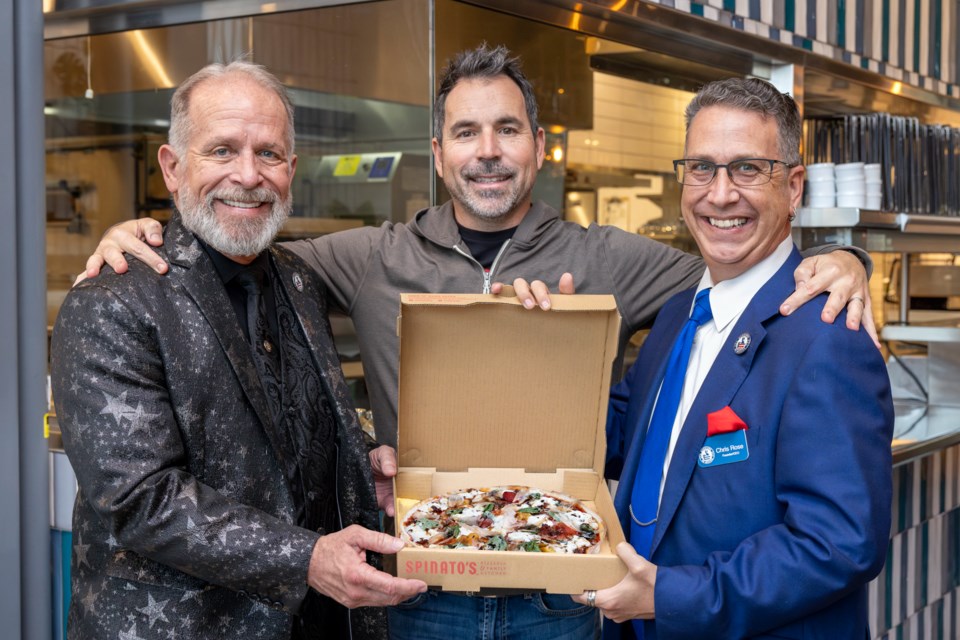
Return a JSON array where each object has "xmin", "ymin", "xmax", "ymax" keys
[{"xmin": 734, "ymin": 333, "xmax": 751, "ymax": 354}]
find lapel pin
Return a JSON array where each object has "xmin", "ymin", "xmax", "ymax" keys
[
  {"xmin": 292, "ymin": 273, "xmax": 304, "ymax": 291},
  {"xmin": 733, "ymin": 333, "xmax": 751, "ymax": 355}
]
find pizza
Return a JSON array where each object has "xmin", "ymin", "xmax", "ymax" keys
[{"xmin": 400, "ymin": 486, "xmax": 604, "ymax": 554}]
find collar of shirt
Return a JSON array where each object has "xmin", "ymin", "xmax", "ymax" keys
[{"xmin": 694, "ymin": 235, "xmax": 795, "ymax": 336}]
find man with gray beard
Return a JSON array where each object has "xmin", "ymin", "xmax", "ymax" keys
[{"xmin": 50, "ymin": 61, "xmax": 425, "ymax": 640}]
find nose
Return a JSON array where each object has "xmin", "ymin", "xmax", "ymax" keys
[
  {"xmin": 706, "ymin": 166, "xmax": 740, "ymax": 207},
  {"xmin": 476, "ymin": 129, "xmax": 501, "ymax": 159},
  {"xmin": 230, "ymin": 150, "xmax": 264, "ymax": 189}
]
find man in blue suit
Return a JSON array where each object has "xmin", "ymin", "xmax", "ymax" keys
[{"xmin": 580, "ymin": 78, "xmax": 894, "ymax": 639}]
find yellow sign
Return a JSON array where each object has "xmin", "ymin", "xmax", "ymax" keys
[{"xmin": 333, "ymin": 155, "xmax": 362, "ymax": 177}]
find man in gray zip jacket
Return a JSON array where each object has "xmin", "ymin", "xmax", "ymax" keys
[{"xmin": 82, "ymin": 45, "xmax": 872, "ymax": 640}]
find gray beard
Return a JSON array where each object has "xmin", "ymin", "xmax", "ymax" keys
[
  {"xmin": 447, "ymin": 160, "xmax": 524, "ymax": 222},
  {"xmin": 178, "ymin": 185, "xmax": 290, "ymax": 258}
]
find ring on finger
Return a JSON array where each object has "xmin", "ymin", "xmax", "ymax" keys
[
  {"xmin": 586, "ymin": 590, "xmax": 597, "ymax": 608},
  {"xmin": 849, "ymin": 296, "xmax": 865, "ymax": 306}
]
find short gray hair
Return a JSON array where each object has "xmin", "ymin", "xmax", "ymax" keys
[
  {"xmin": 168, "ymin": 60, "xmax": 295, "ymax": 157},
  {"xmin": 434, "ymin": 43, "xmax": 539, "ymax": 143},
  {"xmin": 684, "ymin": 77, "xmax": 801, "ymax": 166}
]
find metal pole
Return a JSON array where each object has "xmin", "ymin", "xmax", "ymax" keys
[
  {"xmin": 900, "ymin": 252, "xmax": 910, "ymax": 325},
  {"xmin": 0, "ymin": 0, "xmax": 51, "ymax": 636}
]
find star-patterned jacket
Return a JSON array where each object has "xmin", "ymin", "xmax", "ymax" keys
[{"xmin": 51, "ymin": 212, "xmax": 386, "ymax": 640}]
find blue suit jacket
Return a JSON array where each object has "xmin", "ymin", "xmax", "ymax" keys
[{"xmin": 606, "ymin": 247, "xmax": 893, "ymax": 640}]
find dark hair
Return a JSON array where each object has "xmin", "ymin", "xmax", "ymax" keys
[
  {"xmin": 169, "ymin": 60, "xmax": 295, "ymax": 157},
  {"xmin": 434, "ymin": 43, "xmax": 539, "ymax": 142},
  {"xmin": 684, "ymin": 77, "xmax": 801, "ymax": 165}
]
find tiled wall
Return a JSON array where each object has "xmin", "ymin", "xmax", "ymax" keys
[
  {"xmin": 870, "ymin": 443, "xmax": 960, "ymax": 639},
  {"xmin": 637, "ymin": 0, "xmax": 960, "ymax": 99},
  {"xmin": 567, "ymin": 73, "xmax": 691, "ymax": 172}
]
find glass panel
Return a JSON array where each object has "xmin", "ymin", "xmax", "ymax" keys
[{"xmin": 44, "ymin": 0, "xmax": 431, "ymax": 327}]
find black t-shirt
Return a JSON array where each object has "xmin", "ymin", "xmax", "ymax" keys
[{"xmin": 457, "ymin": 223, "xmax": 518, "ymax": 270}]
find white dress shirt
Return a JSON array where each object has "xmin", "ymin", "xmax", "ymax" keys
[{"xmin": 655, "ymin": 236, "xmax": 795, "ymax": 503}]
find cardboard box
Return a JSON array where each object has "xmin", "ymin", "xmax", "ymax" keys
[{"xmin": 393, "ymin": 293, "xmax": 628, "ymax": 594}]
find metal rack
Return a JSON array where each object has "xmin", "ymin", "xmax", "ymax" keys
[
  {"xmin": 793, "ymin": 207, "xmax": 960, "ymax": 323},
  {"xmin": 793, "ymin": 208, "xmax": 960, "ymax": 419}
]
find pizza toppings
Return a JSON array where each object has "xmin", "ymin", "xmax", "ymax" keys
[{"xmin": 401, "ymin": 486, "xmax": 604, "ymax": 554}]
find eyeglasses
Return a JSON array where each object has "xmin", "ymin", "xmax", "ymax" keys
[{"xmin": 673, "ymin": 158, "xmax": 797, "ymax": 187}]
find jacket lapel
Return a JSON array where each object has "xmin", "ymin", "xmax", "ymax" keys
[
  {"xmin": 164, "ymin": 215, "xmax": 287, "ymax": 466},
  {"xmin": 650, "ymin": 249, "xmax": 803, "ymax": 556}
]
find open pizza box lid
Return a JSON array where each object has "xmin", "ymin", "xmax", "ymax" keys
[{"xmin": 393, "ymin": 293, "xmax": 627, "ymax": 593}]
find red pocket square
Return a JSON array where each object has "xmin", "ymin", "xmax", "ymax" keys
[{"xmin": 707, "ymin": 406, "xmax": 748, "ymax": 437}]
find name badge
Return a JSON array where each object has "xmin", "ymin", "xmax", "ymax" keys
[{"xmin": 698, "ymin": 430, "xmax": 749, "ymax": 468}]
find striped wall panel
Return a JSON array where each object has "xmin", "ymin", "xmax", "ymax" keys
[
  {"xmin": 637, "ymin": 0, "xmax": 960, "ymax": 99},
  {"xmin": 868, "ymin": 443, "xmax": 960, "ymax": 640}
]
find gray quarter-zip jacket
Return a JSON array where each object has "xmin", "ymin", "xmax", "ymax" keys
[{"xmin": 284, "ymin": 200, "xmax": 854, "ymax": 449}]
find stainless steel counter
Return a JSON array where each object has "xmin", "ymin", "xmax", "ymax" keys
[{"xmin": 891, "ymin": 402, "xmax": 960, "ymax": 465}]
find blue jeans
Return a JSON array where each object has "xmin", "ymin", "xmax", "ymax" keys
[{"xmin": 388, "ymin": 590, "xmax": 600, "ymax": 640}]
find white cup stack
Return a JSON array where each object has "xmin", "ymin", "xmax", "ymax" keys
[
  {"xmin": 805, "ymin": 162, "xmax": 836, "ymax": 208},
  {"xmin": 863, "ymin": 163, "xmax": 883, "ymax": 210},
  {"xmin": 835, "ymin": 162, "xmax": 866, "ymax": 208}
]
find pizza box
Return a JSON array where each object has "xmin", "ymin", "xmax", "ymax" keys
[{"xmin": 393, "ymin": 293, "xmax": 628, "ymax": 594}]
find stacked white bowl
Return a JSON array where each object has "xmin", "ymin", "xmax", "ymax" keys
[
  {"xmin": 835, "ymin": 162, "xmax": 866, "ymax": 208},
  {"xmin": 863, "ymin": 163, "xmax": 883, "ymax": 210},
  {"xmin": 805, "ymin": 162, "xmax": 836, "ymax": 208}
]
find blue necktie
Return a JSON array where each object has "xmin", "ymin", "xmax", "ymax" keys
[{"xmin": 629, "ymin": 288, "xmax": 713, "ymax": 558}]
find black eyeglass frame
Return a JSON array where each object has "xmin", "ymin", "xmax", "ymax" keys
[{"xmin": 672, "ymin": 158, "xmax": 798, "ymax": 186}]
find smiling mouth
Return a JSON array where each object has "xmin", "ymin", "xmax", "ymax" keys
[
  {"xmin": 708, "ymin": 217, "xmax": 748, "ymax": 229},
  {"xmin": 470, "ymin": 175, "xmax": 511, "ymax": 184},
  {"xmin": 217, "ymin": 198, "xmax": 266, "ymax": 210}
]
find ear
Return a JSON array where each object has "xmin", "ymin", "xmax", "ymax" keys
[
  {"xmin": 288, "ymin": 153, "xmax": 298, "ymax": 181},
  {"xmin": 534, "ymin": 127, "xmax": 546, "ymax": 170},
  {"xmin": 431, "ymin": 137, "xmax": 444, "ymax": 179},
  {"xmin": 157, "ymin": 144, "xmax": 181, "ymax": 194},
  {"xmin": 788, "ymin": 164, "xmax": 805, "ymax": 211}
]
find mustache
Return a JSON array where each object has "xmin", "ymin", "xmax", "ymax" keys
[
  {"xmin": 461, "ymin": 160, "xmax": 516, "ymax": 180},
  {"xmin": 205, "ymin": 186, "xmax": 280, "ymax": 206}
]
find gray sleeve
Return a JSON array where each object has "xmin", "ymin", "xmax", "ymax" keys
[
  {"xmin": 281, "ymin": 226, "xmax": 384, "ymax": 314},
  {"xmin": 599, "ymin": 227, "xmax": 705, "ymax": 334}
]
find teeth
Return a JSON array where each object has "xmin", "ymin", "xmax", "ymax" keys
[
  {"xmin": 221, "ymin": 199, "xmax": 260, "ymax": 209},
  {"xmin": 709, "ymin": 217, "xmax": 747, "ymax": 229}
]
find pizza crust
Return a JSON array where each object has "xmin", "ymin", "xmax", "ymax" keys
[{"xmin": 400, "ymin": 486, "xmax": 605, "ymax": 554}]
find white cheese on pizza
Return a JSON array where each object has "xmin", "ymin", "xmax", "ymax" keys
[{"xmin": 400, "ymin": 486, "xmax": 604, "ymax": 554}]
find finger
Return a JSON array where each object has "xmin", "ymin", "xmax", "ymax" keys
[
  {"xmin": 140, "ymin": 218, "xmax": 164, "ymax": 246},
  {"xmin": 372, "ymin": 445, "xmax": 397, "ymax": 477},
  {"xmin": 860, "ymin": 300, "xmax": 881, "ymax": 349},
  {"xmin": 124, "ymin": 241, "xmax": 168, "ymax": 275},
  {"xmin": 351, "ymin": 527, "xmax": 405, "ymax": 555},
  {"xmin": 778, "ymin": 283, "xmax": 816, "ymax": 318},
  {"xmin": 82, "ymin": 254, "xmax": 109, "ymax": 279},
  {"xmin": 529, "ymin": 280, "xmax": 553, "ymax": 310},
  {"xmin": 615, "ymin": 542, "xmax": 646, "ymax": 572},
  {"xmin": 512, "ymin": 279, "xmax": 536, "ymax": 309},
  {"xmin": 382, "ymin": 495, "xmax": 396, "ymax": 517},
  {"xmin": 558, "ymin": 272, "xmax": 576, "ymax": 294},
  {"xmin": 842, "ymin": 295, "xmax": 864, "ymax": 331},
  {"xmin": 490, "ymin": 282, "xmax": 504, "ymax": 295},
  {"xmin": 352, "ymin": 565, "xmax": 428, "ymax": 606}
]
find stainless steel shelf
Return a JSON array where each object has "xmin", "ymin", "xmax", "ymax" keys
[
  {"xmin": 793, "ymin": 208, "xmax": 960, "ymax": 253},
  {"xmin": 882, "ymin": 324, "xmax": 960, "ymax": 343},
  {"xmin": 794, "ymin": 208, "xmax": 900, "ymax": 229}
]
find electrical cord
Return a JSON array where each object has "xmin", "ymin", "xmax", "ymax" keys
[{"xmin": 884, "ymin": 340, "xmax": 929, "ymax": 438}]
